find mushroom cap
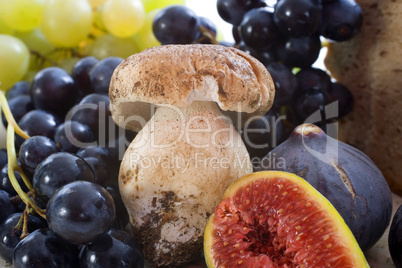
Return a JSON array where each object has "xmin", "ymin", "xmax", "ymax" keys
[{"xmin": 109, "ymin": 44, "xmax": 275, "ymax": 132}]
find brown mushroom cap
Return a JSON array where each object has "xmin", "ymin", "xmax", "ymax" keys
[{"xmin": 109, "ymin": 44, "xmax": 275, "ymax": 132}]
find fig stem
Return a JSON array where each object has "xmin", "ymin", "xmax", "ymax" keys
[
  {"xmin": 6, "ymin": 125, "xmax": 46, "ymax": 219},
  {"xmin": 0, "ymin": 91, "xmax": 30, "ymax": 140}
]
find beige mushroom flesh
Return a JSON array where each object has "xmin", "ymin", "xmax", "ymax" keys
[{"xmin": 109, "ymin": 44, "xmax": 275, "ymax": 267}]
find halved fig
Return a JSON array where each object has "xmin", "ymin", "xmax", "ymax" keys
[{"xmin": 204, "ymin": 170, "xmax": 369, "ymax": 267}]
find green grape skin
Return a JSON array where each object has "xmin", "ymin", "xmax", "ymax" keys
[
  {"xmin": 102, "ymin": 0, "xmax": 146, "ymax": 38},
  {"xmin": 14, "ymin": 28, "xmax": 55, "ymax": 55},
  {"xmin": 141, "ymin": 0, "xmax": 185, "ymax": 13},
  {"xmin": 41, "ymin": 0, "xmax": 92, "ymax": 48},
  {"xmin": 0, "ymin": 0, "xmax": 45, "ymax": 32},
  {"xmin": 88, "ymin": 0, "xmax": 106, "ymax": 8},
  {"xmin": 0, "ymin": 15, "xmax": 13, "ymax": 35},
  {"xmin": 133, "ymin": 8, "xmax": 161, "ymax": 51},
  {"xmin": 0, "ymin": 34, "xmax": 30, "ymax": 91},
  {"xmin": 90, "ymin": 33, "xmax": 140, "ymax": 59}
]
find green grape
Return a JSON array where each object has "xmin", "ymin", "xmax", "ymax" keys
[
  {"xmin": 93, "ymin": 4, "xmax": 107, "ymax": 32},
  {"xmin": 90, "ymin": 33, "xmax": 140, "ymax": 59},
  {"xmin": 59, "ymin": 57, "xmax": 80, "ymax": 74},
  {"xmin": 133, "ymin": 9, "xmax": 161, "ymax": 51},
  {"xmin": 14, "ymin": 28, "xmax": 55, "ymax": 55},
  {"xmin": 0, "ymin": 15, "xmax": 13, "ymax": 35},
  {"xmin": 0, "ymin": 34, "xmax": 30, "ymax": 91},
  {"xmin": 141, "ymin": 0, "xmax": 185, "ymax": 13},
  {"xmin": 89, "ymin": 0, "xmax": 106, "ymax": 8},
  {"xmin": 102, "ymin": 0, "xmax": 146, "ymax": 38},
  {"xmin": 41, "ymin": 0, "xmax": 92, "ymax": 48},
  {"xmin": 0, "ymin": 0, "xmax": 45, "ymax": 32}
]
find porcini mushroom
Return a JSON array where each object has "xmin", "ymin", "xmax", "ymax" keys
[{"xmin": 109, "ymin": 44, "xmax": 275, "ymax": 267}]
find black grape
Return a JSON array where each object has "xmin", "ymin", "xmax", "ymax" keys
[
  {"xmin": 54, "ymin": 121, "xmax": 95, "ymax": 153},
  {"xmin": 72, "ymin": 56, "xmax": 99, "ymax": 96},
  {"xmin": 18, "ymin": 136, "xmax": 60, "ymax": 178},
  {"xmin": 217, "ymin": 0, "xmax": 261, "ymax": 25},
  {"xmin": 16, "ymin": 110, "xmax": 61, "ymax": 149},
  {"xmin": 79, "ymin": 229, "xmax": 144, "ymax": 268},
  {"xmin": 319, "ymin": 0, "xmax": 363, "ymax": 42},
  {"xmin": 13, "ymin": 228, "xmax": 79, "ymax": 268},
  {"xmin": 33, "ymin": 152, "xmax": 95, "ymax": 202},
  {"xmin": 276, "ymin": 34, "xmax": 321, "ymax": 69},
  {"xmin": 266, "ymin": 62, "xmax": 298, "ymax": 107},
  {"xmin": 293, "ymin": 88, "xmax": 328, "ymax": 121},
  {"xmin": 295, "ymin": 67, "xmax": 333, "ymax": 95},
  {"xmin": 106, "ymin": 186, "xmax": 129, "ymax": 229},
  {"xmin": 0, "ymin": 165, "xmax": 28, "ymax": 196},
  {"xmin": 274, "ymin": 0, "xmax": 321, "ymax": 37},
  {"xmin": 330, "ymin": 82, "xmax": 354, "ymax": 118},
  {"xmin": 46, "ymin": 181, "xmax": 116, "ymax": 245},
  {"xmin": 84, "ymin": 157, "xmax": 110, "ymax": 187},
  {"xmin": 0, "ymin": 213, "xmax": 46, "ymax": 263},
  {"xmin": 89, "ymin": 57, "xmax": 123, "ymax": 95},
  {"xmin": 153, "ymin": 5, "xmax": 200, "ymax": 45},
  {"xmin": 31, "ymin": 67, "xmax": 79, "ymax": 116},
  {"xmin": 6, "ymin": 81, "xmax": 30, "ymax": 100},
  {"xmin": 239, "ymin": 8, "xmax": 278, "ymax": 50},
  {"xmin": 1, "ymin": 95, "xmax": 34, "ymax": 128},
  {"xmin": 0, "ymin": 190, "xmax": 16, "ymax": 224}
]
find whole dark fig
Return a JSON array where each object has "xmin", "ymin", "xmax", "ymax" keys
[{"xmin": 256, "ymin": 123, "xmax": 392, "ymax": 251}]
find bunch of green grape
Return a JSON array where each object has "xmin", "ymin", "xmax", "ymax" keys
[{"xmin": 0, "ymin": 0, "xmax": 185, "ymax": 92}]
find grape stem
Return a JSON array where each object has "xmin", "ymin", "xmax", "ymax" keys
[
  {"xmin": 6, "ymin": 125, "xmax": 46, "ymax": 219},
  {"xmin": 0, "ymin": 91, "xmax": 29, "ymax": 140}
]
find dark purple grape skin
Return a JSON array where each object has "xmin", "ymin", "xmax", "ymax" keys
[
  {"xmin": 54, "ymin": 121, "xmax": 95, "ymax": 153},
  {"xmin": 319, "ymin": 0, "xmax": 363, "ymax": 42},
  {"xmin": 0, "ymin": 149, "xmax": 7, "ymax": 171},
  {"xmin": 33, "ymin": 152, "xmax": 95, "ymax": 202},
  {"xmin": 0, "ymin": 213, "xmax": 46, "ymax": 263},
  {"xmin": 389, "ymin": 204, "xmax": 402, "ymax": 268},
  {"xmin": 293, "ymin": 88, "xmax": 328, "ymax": 121},
  {"xmin": 295, "ymin": 67, "xmax": 333, "ymax": 95},
  {"xmin": 266, "ymin": 62, "xmax": 298, "ymax": 107},
  {"xmin": 273, "ymin": 0, "xmax": 321, "ymax": 38},
  {"xmin": 0, "ymin": 164, "xmax": 28, "ymax": 196},
  {"xmin": 89, "ymin": 57, "xmax": 123, "ymax": 95},
  {"xmin": 16, "ymin": 110, "xmax": 61, "ymax": 149},
  {"xmin": 79, "ymin": 229, "xmax": 144, "ymax": 268},
  {"xmin": 153, "ymin": 5, "xmax": 200, "ymax": 45},
  {"xmin": 18, "ymin": 136, "xmax": 60, "ymax": 178},
  {"xmin": 106, "ymin": 186, "xmax": 129, "ymax": 229},
  {"xmin": 217, "ymin": 0, "xmax": 261, "ymax": 25},
  {"xmin": 232, "ymin": 24, "xmax": 241, "ymax": 43},
  {"xmin": 84, "ymin": 157, "xmax": 110, "ymax": 187},
  {"xmin": 69, "ymin": 93, "xmax": 119, "ymax": 144},
  {"xmin": 77, "ymin": 146, "xmax": 119, "ymax": 180},
  {"xmin": 240, "ymin": 111, "xmax": 283, "ymax": 161},
  {"xmin": 46, "ymin": 181, "xmax": 116, "ymax": 245},
  {"xmin": 276, "ymin": 34, "xmax": 321, "ymax": 69},
  {"xmin": 237, "ymin": 41, "xmax": 278, "ymax": 66},
  {"xmin": 330, "ymin": 82, "xmax": 354, "ymax": 118},
  {"xmin": 31, "ymin": 67, "xmax": 79, "ymax": 116},
  {"xmin": 71, "ymin": 56, "xmax": 99, "ymax": 96},
  {"xmin": 239, "ymin": 8, "xmax": 278, "ymax": 50},
  {"xmin": 194, "ymin": 16, "xmax": 217, "ymax": 43},
  {"xmin": 13, "ymin": 228, "xmax": 79, "ymax": 268},
  {"xmin": 0, "ymin": 190, "xmax": 16, "ymax": 225},
  {"xmin": 1, "ymin": 95, "xmax": 34, "ymax": 128},
  {"xmin": 6, "ymin": 81, "xmax": 30, "ymax": 100}
]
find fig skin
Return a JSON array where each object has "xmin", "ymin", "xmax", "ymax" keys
[
  {"xmin": 389, "ymin": 204, "xmax": 402, "ymax": 268},
  {"xmin": 256, "ymin": 123, "xmax": 393, "ymax": 251}
]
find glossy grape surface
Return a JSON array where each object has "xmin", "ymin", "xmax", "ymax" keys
[{"xmin": 46, "ymin": 181, "xmax": 116, "ymax": 244}]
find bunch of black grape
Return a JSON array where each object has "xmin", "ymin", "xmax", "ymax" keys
[{"xmin": 0, "ymin": 56, "xmax": 143, "ymax": 267}]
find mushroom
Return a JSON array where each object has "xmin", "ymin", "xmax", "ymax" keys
[{"xmin": 109, "ymin": 44, "xmax": 275, "ymax": 267}]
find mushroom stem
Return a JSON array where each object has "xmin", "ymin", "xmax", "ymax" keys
[{"xmin": 119, "ymin": 101, "xmax": 252, "ymax": 266}]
